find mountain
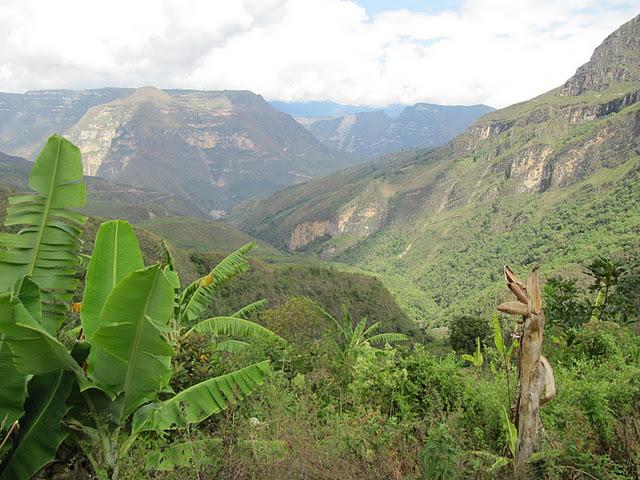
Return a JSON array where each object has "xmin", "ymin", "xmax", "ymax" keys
[
  {"xmin": 0, "ymin": 88, "xmax": 133, "ymax": 158},
  {"xmin": 307, "ymin": 103, "xmax": 495, "ymax": 158},
  {"xmin": 308, "ymin": 111, "xmax": 393, "ymax": 155},
  {"xmin": 0, "ymin": 150, "xmax": 209, "ymax": 221},
  {"xmin": 234, "ymin": 14, "xmax": 640, "ymax": 324},
  {"xmin": 0, "ymin": 87, "xmax": 356, "ymax": 216},
  {"xmin": 270, "ymin": 100, "xmax": 405, "ymax": 119}
]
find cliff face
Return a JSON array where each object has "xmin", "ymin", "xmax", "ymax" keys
[
  {"xmin": 235, "ymin": 13, "xmax": 640, "ymax": 323},
  {"xmin": 1, "ymin": 87, "xmax": 355, "ymax": 215},
  {"xmin": 560, "ymin": 14, "xmax": 640, "ymax": 96},
  {"xmin": 0, "ymin": 88, "xmax": 133, "ymax": 158}
]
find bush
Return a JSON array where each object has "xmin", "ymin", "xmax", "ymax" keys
[{"xmin": 449, "ymin": 315, "xmax": 491, "ymax": 353}]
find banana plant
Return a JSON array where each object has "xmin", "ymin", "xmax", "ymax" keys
[
  {"xmin": 489, "ymin": 315, "xmax": 518, "ymax": 402},
  {"xmin": 318, "ymin": 305, "xmax": 407, "ymax": 352},
  {"xmin": 0, "ymin": 136, "xmax": 273, "ymax": 480},
  {"xmin": 165, "ymin": 241, "xmax": 282, "ymax": 351},
  {"xmin": 0, "ymin": 135, "xmax": 87, "ymax": 334},
  {"xmin": 461, "ymin": 337, "xmax": 484, "ymax": 368}
]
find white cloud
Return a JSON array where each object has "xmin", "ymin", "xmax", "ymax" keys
[{"xmin": 0, "ymin": 0, "xmax": 638, "ymax": 107}]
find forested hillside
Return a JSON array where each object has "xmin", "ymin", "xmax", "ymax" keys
[{"xmin": 235, "ymin": 13, "xmax": 640, "ymax": 324}]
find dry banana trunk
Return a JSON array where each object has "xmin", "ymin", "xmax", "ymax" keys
[{"xmin": 498, "ymin": 266, "xmax": 556, "ymax": 469}]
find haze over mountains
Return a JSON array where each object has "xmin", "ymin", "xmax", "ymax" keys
[{"xmin": 235, "ymin": 13, "xmax": 640, "ymax": 323}]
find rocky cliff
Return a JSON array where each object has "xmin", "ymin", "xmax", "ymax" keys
[{"xmin": 0, "ymin": 87, "xmax": 355, "ymax": 215}]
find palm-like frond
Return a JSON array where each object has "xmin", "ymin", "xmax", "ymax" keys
[
  {"xmin": 178, "ymin": 243, "xmax": 254, "ymax": 324},
  {"xmin": 232, "ymin": 299, "xmax": 267, "ymax": 319},
  {"xmin": 187, "ymin": 316, "xmax": 283, "ymax": 343},
  {"xmin": 366, "ymin": 333, "xmax": 408, "ymax": 346},
  {"xmin": 0, "ymin": 135, "xmax": 86, "ymax": 333},
  {"xmin": 132, "ymin": 361, "xmax": 270, "ymax": 433},
  {"xmin": 316, "ymin": 306, "xmax": 348, "ymax": 338},
  {"xmin": 350, "ymin": 319, "xmax": 368, "ymax": 348}
]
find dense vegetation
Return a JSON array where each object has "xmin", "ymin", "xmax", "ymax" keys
[{"xmin": 0, "ymin": 135, "xmax": 638, "ymax": 480}]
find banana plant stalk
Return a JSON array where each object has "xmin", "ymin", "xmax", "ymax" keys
[{"xmin": 497, "ymin": 266, "xmax": 556, "ymax": 471}]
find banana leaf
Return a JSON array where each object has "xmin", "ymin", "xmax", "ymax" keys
[
  {"xmin": 0, "ymin": 135, "xmax": 87, "ymax": 333},
  {"xmin": 88, "ymin": 266, "xmax": 174, "ymax": 418},
  {"xmin": 132, "ymin": 361, "xmax": 270, "ymax": 433},
  {"xmin": 81, "ymin": 220, "xmax": 144, "ymax": 341},
  {"xmin": 0, "ymin": 370, "xmax": 74, "ymax": 480}
]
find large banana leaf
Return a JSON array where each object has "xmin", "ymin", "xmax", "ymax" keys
[
  {"xmin": 81, "ymin": 220, "xmax": 144, "ymax": 341},
  {"xmin": 0, "ymin": 370, "xmax": 74, "ymax": 480},
  {"xmin": 0, "ymin": 290, "xmax": 85, "ymax": 380},
  {"xmin": 178, "ymin": 243, "xmax": 254, "ymax": 323},
  {"xmin": 0, "ymin": 278, "xmax": 41, "ymax": 430},
  {"xmin": 187, "ymin": 316, "xmax": 284, "ymax": 343},
  {"xmin": 88, "ymin": 266, "xmax": 174, "ymax": 418},
  {"xmin": 0, "ymin": 334, "xmax": 27, "ymax": 429},
  {"xmin": 0, "ymin": 135, "xmax": 86, "ymax": 333},
  {"xmin": 132, "ymin": 361, "xmax": 270, "ymax": 433},
  {"xmin": 215, "ymin": 339, "xmax": 250, "ymax": 353}
]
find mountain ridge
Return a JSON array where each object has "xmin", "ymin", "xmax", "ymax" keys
[
  {"xmin": 233, "ymin": 13, "xmax": 640, "ymax": 324},
  {"xmin": 306, "ymin": 102, "xmax": 495, "ymax": 158},
  {"xmin": 0, "ymin": 87, "xmax": 359, "ymax": 215}
]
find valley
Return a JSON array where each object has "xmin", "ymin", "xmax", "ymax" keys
[
  {"xmin": 234, "ymin": 14, "xmax": 640, "ymax": 325},
  {"xmin": 0, "ymin": 7, "xmax": 639, "ymax": 480}
]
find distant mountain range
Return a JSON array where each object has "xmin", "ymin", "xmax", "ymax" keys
[
  {"xmin": 269, "ymin": 100, "xmax": 406, "ymax": 119},
  {"xmin": 0, "ymin": 87, "xmax": 358, "ymax": 216},
  {"xmin": 234, "ymin": 13, "xmax": 640, "ymax": 324},
  {"xmin": 271, "ymin": 100, "xmax": 495, "ymax": 158},
  {"xmin": 0, "ymin": 88, "xmax": 493, "ymax": 217},
  {"xmin": 306, "ymin": 103, "xmax": 494, "ymax": 158}
]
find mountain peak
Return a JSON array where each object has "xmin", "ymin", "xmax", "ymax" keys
[
  {"xmin": 126, "ymin": 86, "xmax": 173, "ymax": 104},
  {"xmin": 560, "ymin": 13, "xmax": 640, "ymax": 96}
]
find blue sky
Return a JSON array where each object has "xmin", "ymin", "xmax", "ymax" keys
[
  {"xmin": 357, "ymin": 0, "xmax": 462, "ymax": 15},
  {"xmin": 0, "ymin": 0, "xmax": 638, "ymax": 107}
]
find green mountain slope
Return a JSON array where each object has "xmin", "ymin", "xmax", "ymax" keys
[
  {"xmin": 139, "ymin": 216, "xmax": 284, "ymax": 260},
  {"xmin": 234, "ymin": 13, "xmax": 640, "ymax": 324},
  {"xmin": 190, "ymin": 252, "xmax": 419, "ymax": 338}
]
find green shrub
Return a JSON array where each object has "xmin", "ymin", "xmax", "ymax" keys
[{"xmin": 449, "ymin": 315, "xmax": 491, "ymax": 353}]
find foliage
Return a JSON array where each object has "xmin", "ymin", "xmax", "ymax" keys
[
  {"xmin": 318, "ymin": 305, "xmax": 408, "ymax": 353},
  {"xmin": 449, "ymin": 315, "xmax": 491, "ymax": 354},
  {"xmin": 0, "ymin": 137, "xmax": 272, "ymax": 480},
  {"xmin": 544, "ymin": 277, "xmax": 590, "ymax": 342},
  {"xmin": 461, "ymin": 338, "xmax": 484, "ymax": 368},
  {"xmin": 189, "ymin": 251, "xmax": 423, "ymax": 340}
]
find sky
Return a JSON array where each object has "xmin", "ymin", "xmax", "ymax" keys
[{"xmin": 0, "ymin": 0, "xmax": 638, "ymax": 108}]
